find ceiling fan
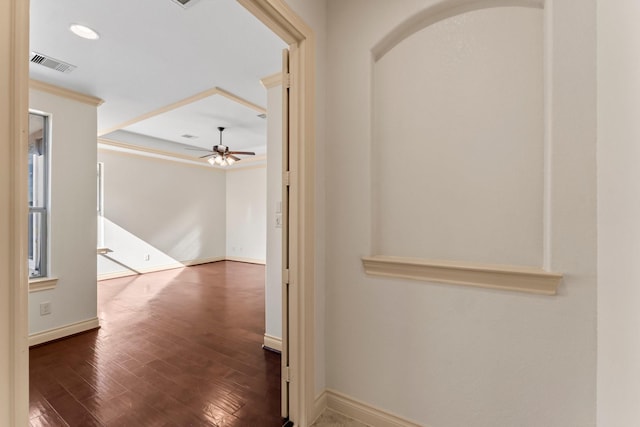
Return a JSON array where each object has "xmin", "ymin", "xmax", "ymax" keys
[{"xmin": 187, "ymin": 127, "xmax": 255, "ymax": 166}]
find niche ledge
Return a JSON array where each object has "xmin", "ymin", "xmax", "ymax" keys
[{"xmin": 362, "ymin": 256, "xmax": 562, "ymax": 295}]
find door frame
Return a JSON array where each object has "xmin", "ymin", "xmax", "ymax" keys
[
  {"xmin": 3, "ymin": 0, "xmax": 316, "ymax": 426},
  {"xmin": 235, "ymin": 2, "xmax": 317, "ymax": 425}
]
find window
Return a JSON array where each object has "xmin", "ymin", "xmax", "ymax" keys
[
  {"xmin": 97, "ymin": 162, "xmax": 104, "ymax": 248},
  {"xmin": 28, "ymin": 112, "xmax": 49, "ymax": 278}
]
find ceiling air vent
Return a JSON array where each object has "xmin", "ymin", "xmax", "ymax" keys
[
  {"xmin": 169, "ymin": 0, "xmax": 200, "ymax": 8},
  {"xmin": 30, "ymin": 52, "xmax": 77, "ymax": 74},
  {"xmin": 257, "ymin": 113, "xmax": 267, "ymax": 119},
  {"xmin": 181, "ymin": 134, "xmax": 198, "ymax": 139}
]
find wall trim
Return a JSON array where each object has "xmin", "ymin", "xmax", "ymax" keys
[
  {"xmin": 98, "ymin": 86, "xmax": 266, "ymax": 136},
  {"xmin": 29, "ymin": 317, "xmax": 100, "ymax": 347},
  {"xmin": 183, "ymin": 256, "xmax": 226, "ymax": 266},
  {"xmin": 362, "ymin": 255, "xmax": 562, "ymax": 295},
  {"xmin": 29, "ymin": 79, "xmax": 104, "ymax": 106},
  {"xmin": 98, "ymin": 263, "xmax": 184, "ymax": 280},
  {"xmin": 313, "ymin": 390, "xmax": 328, "ymax": 424},
  {"xmin": 6, "ymin": 0, "xmax": 31, "ymax": 424},
  {"xmin": 261, "ymin": 72, "xmax": 283, "ymax": 89},
  {"xmin": 263, "ymin": 334, "xmax": 282, "ymax": 352},
  {"xmin": 226, "ymin": 256, "xmax": 266, "ymax": 265},
  {"xmin": 28, "ymin": 277, "xmax": 58, "ymax": 293},
  {"xmin": 371, "ymin": 0, "xmax": 543, "ymax": 62},
  {"xmin": 98, "ymin": 138, "xmax": 213, "ymax": 168},
  {"xmin": 324, "ymin": 389, "xmax": 425, "ymax": 427},
  {"xmin": 99, "ymin": 138, "xmax": 267, "ymax": 170},
  {"xmin": 98, "ymin": 256, "xmax": 225, "ymax": 281},
  {"xmin": 225, "ymin": 162, "xmax": 268, "ymax": 172}
]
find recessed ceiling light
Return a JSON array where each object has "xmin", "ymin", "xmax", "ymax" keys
[{"xmin": 69, "ymin": 24, "xmax": 100, "ymax": 40}]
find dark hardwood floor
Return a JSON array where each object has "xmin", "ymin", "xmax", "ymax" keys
[{"xmin": 29, "ymin": 261, "xmax": 282, "ymax": 427}]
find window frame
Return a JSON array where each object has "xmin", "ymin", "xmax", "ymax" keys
[{"xmin": 27, "ymin": 110, "xmax": 50, "ymax": 279}]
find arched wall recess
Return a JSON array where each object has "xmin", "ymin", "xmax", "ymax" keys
[
  {"xmin": 371, "ymin": 0, "xmax": 544, "ymax": 61},
  {"xmin": 364, "ymin": 1, "xmax": 563, "ymax": 295}
]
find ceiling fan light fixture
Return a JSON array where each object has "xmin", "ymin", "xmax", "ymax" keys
[
  {"xmin": 69, "ymin": 24, "xmax": 100, "ymax": 40},
  {"xmin": 193, "ymin": 127, "xmax": 254, "ymax": 167}
]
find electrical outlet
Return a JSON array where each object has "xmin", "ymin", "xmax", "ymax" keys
[{"xmin": 40, "ymin": 302, "xmax": 51, "ymax": 316}]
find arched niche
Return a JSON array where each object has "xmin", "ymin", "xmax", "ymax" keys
[{"xmin": 366, "ymin": 2, "xmax": 560, "ymax": 294}]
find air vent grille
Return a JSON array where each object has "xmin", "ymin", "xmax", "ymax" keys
[
  {"xmin": 30, "ymin": 52, "xmax": 77, "ymax": 74},
  {"xmin": 169, "ymin": 0, "xmax": 200, "ymax": 8},
  {"xmin": 181, "ymin": 134, "xmax": 198, "ymax": 139}
]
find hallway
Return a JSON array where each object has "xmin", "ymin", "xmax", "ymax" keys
[{"xmin": 29, "ymin": 261, "xmax": 281, "ymax": 426}]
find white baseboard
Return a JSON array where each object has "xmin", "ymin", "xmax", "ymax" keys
[
  {"xmin": 313, "ymin": 390, "xmax": 329, "ymax": 424},
  {"xmin": 323, "ymin": 389, "xmax": 425, "ymax": 427},
  {"xmin": 183, "ymin": 256, "xmax": 225, "ymax": 266},
  {"xmin": 98, "ymin": 264, "xmax": 181, "ymax": 280},
  {"xmin": 29, "ymin": 317, "xmax": 100, "ymax": 347},
  {"xmin": 98, "ymin": 256, "xmax": 225, "ymax": 280},
  {"xmin": 263, "ymin": 334, "xmax": 282, "ymax": 352},
  {"xmin": 225, "ymin": 256, "xmax": 266, "ymax": 265}
]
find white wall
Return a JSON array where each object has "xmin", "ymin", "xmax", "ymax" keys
[
  {"xmin": 266, "ymin": 84, "xmax": 283, "ymax": 340},
  {"xmin": 97, "ymin": 149, "xmax": 226, "ymax": 276},
  {"xmin": 29, "ymin": 88, "xmax": 98, "ymax": 335},
  {"xmin": 226, "ymin": 166, "xmax": 267, "ymax": 262},
  {"xmin": 325, "ymin": 1, "xmax": 596, "ymax": 426},
  {"xmin": 597, "ymin": 1, "xmax": 640, "ymax": 425}
]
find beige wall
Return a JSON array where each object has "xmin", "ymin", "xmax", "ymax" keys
[
  {"xmin": 597, "ymin": 0, "xmax": 640, "ymax": 424},
  {"xmin": 97, "ymin": 149, "xmax": 227, "ymax": 276},
  {"xmin": 28, "ymin": 88, "xmax": 98, "ymax": 335},
  {"xmin": 373, "ymin": 7, "xmax": 543, "ymax": 266},
  {"xmin": 226, "ymin": 166, "xmax": 267, "ymax": 262},
  {"xmin": 324, "ymin": 1, "xmax": 596, "ymax": 425}
]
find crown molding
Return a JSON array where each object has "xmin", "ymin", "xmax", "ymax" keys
[
  {"xmin": 29, "ymin": 79, "xmax": 104, "ymax": 106},
  {"xmin": 261, "ymin": 72, "xmax": 282, "ymax": 89},
  {"xmin": 97, "ymin": 86, "xmax": 266, "ymax": 136}
]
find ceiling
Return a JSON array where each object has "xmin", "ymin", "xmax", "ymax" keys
[{"xmin": 29, "ymin": 0, "xmax": 286, "ymax": 166}]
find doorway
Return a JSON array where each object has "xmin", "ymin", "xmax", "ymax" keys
[{"xmin": 3, "ymin": 0, "xmax": 316, "ymax": 426}]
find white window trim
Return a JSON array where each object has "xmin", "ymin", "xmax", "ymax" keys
[{"xmin": 28, "ymin": 276, "xmax": 58, "ymax": 293}]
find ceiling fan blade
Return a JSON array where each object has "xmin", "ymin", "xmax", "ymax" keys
[
  {"xmin": 185, "ymin": 147, "xmax": 212, "ymax": 152},
  {"xmin": 199, "ymin": 154, "xmax": 214, "ymax": 159},
  {"xmin": 229, "ymin": 154, "xmax": 241, "ymax": 161},
  {"xmin": 228, "ymin": 151, "xmax": 255, "ymax": 156}
]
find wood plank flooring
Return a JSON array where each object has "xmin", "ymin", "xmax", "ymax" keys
[{"xmin": 29, "ymin": 261, "xmax": 282, "ymax": 427}]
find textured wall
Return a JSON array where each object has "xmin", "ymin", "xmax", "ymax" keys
[
  {"xmin": 597, "ymin": 0, "xmax": 640, "ymax": 424},
  {"xmin": 373, "ymin": 7, "xmax": 543, "ymax": 266},
  {"xmin": 325, "ymin": 0, "xmax": 596, "ymax": 425}
]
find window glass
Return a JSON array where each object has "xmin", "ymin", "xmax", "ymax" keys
[{"xmin": 28, "ymin": 112, "xmax": 48, "ymax": 278}]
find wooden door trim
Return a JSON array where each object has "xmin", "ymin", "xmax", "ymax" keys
[{"xmin": 236, "ymin": 1, "xmax": 317, "ymax": 425}]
